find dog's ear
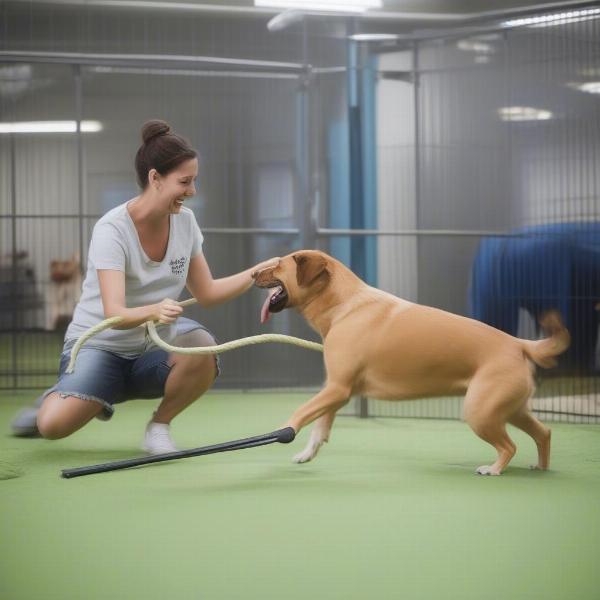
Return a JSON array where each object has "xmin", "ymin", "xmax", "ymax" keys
[{"xmin": 293, "ymin": 253, "xmax": 329, "ymax": 287}]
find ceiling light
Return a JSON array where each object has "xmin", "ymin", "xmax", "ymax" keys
[
  {"xmin": 498, "ymin": 107, "xmax": 553, "ymax": 121},
  {"xmin": 350, "ymin": 33, "xmax": 400, "ymax": 41},
  {"xmin": 502, "ymin": 7, "xmax": 600, "ymax": 28},
  {"xmin": 256, "ymin": 0, "xmax": 381, "ymax": 13},
  {"xmin": 568, "ymin": 81, "xmax": 600, "ymax": 95},
  {"xmin": 0, "ymin": 120, "xmax": 103, "ymax": 134},
  {"xmin": 456, "ymin": 39, "xmax": 494, "ymax": 54}
]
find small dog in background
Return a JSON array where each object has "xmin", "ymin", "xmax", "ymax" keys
[{"xmin": 47, "ymin": 252, "xmax": 81, "ymax": 332}]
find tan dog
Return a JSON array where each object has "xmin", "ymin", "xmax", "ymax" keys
[
  {"xmin": 47, "ymin": 252, "xmax": 82, "ymax": 331},
  {"xmin": 253, "ymin": 250, "xmax": 570, "ymax": 475}
]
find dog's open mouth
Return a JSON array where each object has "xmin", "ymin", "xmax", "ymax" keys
[{"xmin": 260, "ymin": 282, "xmax": 288, "ymax": 324}]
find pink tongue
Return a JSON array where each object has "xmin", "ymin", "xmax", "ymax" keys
[{"xmin": 260, "ymin": 288, "xmax": 279, "ymax": 324}]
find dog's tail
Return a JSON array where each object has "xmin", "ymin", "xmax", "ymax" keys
[{"xmin": 520, "ymin": 310, "xmax": 570, "ymax": 369}]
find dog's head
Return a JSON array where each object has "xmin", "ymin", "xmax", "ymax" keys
[
  {"xmin": 50, "ymin": 252, "xmax": 81, "ymax": 283},
  {"xmin": 252, "ymin": 250, "xmax": 331, "ymax": 323}
]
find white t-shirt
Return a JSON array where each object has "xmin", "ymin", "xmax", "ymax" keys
[{"xmin": 65, "ymin": 201, "xmax": 204, "ymax": 356}]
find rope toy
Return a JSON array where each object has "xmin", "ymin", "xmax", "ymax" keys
[{"xmin": 66, "ymin": 297, "xmax": 323, "ymax": 373}]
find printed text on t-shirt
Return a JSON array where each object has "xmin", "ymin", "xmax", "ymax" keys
[{"xmin": 170, "ymin": 256, "xmax": 187, "ymax": 276}]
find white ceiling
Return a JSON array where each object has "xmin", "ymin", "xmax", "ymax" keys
[
  {"xmin": 5, "ymin": 0, "xmax": 595, "ymax": 20},
  {"xmin": 5, "ymin": 0, "xmax": 598, "ymax": 39}
]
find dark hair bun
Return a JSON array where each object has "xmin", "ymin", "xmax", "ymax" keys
[
  {"xmin": 141, "ymin": 120, "xmax": 171, "ymax": 144},
  {"xmin": 134, "ymin": 120, "xmax": 197, "ymax": 189}
]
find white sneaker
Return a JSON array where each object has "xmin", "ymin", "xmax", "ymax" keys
[
  {"xmin": 10, "ymin": 394, "xmax": 45, "ymax": 437},
  {"xmin": 11, "ymin": 406, "xmax": 41, "ymax": 437},
  {"xmin": 143, "ymin": 421, "xmax": 178, "ymax": 455}
]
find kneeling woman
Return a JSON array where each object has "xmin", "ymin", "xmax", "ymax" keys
[{"xmin": 12, "ymin": 119, "xmax": 277, "ymax": 454}]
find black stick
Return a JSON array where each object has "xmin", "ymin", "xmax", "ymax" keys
[{"xmin": 61, "ymin": 426, "xmax": 296, "ymax": 479}]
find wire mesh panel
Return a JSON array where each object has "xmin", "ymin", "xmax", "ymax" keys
[
  {"xmin": 0, "ymin": 4, "xmax": 333, "ymax": 391},
  {"xmin": 0, "ymin": 62, "xmax": 79, "ymax": 390},
  {"xmin": 0, "ymin": 216, "xmax": 14, "ymax": 389},
  {"xmin": 1, "ymin": 3, "xmax": 598, "ymax": 425},
  {"xmin": 361, "ymin": 11, "xmax": 600, "ymax": 423}
]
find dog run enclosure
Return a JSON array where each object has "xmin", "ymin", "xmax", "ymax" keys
[{"xmin": 1, "ymin": 1, "xmax": 598, "ymax": 423}]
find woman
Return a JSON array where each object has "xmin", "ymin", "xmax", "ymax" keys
[{"xmin": 11, "ymin": 120, "xmax": 278, "ymax": 454}]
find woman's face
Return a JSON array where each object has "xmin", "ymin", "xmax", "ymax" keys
[{"xmin": 155, "ymin": 158, "xmax": 198, "ymax": 214}]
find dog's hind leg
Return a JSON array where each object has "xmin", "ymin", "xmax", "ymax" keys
[
  {"xmin": 469, "ymin": 422, "xmax": 517, "ymax": 476},
  {"xmin": 463, "ymin": 373, "xmax": 528, "ymax": 475},
  {"xmin": 293, "ymin": 410, "xmax": 336, "ymax": 464},
  {"xmin": 508, "ymin": 410, "xmax": 551, "ymax": 470}
]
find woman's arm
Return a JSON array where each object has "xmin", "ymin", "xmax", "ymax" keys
[
  {"xmin": 98, "ymin": 269, "xmax": 182, "ymax": 329},
  {"xmin": 186, "ymin": 253, "xmax": 279, "ymax": 308}
]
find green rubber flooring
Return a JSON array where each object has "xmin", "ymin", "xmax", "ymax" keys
[{"xmin": 1, "ymin": 391, "xmax": 599, "ymax": 600}]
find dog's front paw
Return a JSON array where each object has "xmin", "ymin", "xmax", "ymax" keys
[
  {"xmin": 475, "ymin": 465, "xmax": 501, "ymax": 476},
  {"xmin": 292, "ymin": 447, "xmax": 317, "ymax": 464},
  {"xmin": 292, "ymin": 441, "xmax": 323, "ymax": 464}
]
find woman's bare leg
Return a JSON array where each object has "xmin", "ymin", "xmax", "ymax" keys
[
  {"xmin": 37, "ymin": 392, "xmax": 104, "ymax": 439},
  {"xmin": 152, "ymin": 329, "xmax": 218, "ymax": 424}
]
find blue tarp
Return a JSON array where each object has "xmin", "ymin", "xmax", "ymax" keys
[{"xmin": 469, "ymin": 222, "xmax": 600, "ymax": 373}]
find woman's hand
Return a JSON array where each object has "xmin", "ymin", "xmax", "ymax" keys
[
  {"xmin": 152, "ymin": 298, "xmax": 183, "ymax": 324},
  {"xmin": 186, "ymin": 254, "xmax": 281, "ymax": 307},
  {"xmin": 251, "ymin": 257, "xmax": 280, "ymax": 278}
]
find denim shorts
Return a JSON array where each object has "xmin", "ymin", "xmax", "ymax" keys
[{"xmin": 43, "ymin": 317, "xmax": 220, "ymax": 420}]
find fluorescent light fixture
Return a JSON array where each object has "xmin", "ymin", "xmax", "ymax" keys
[
  {"xmin": 0, "ymin": 120, "xmax": 103, "ymax": 134},
  {"xmin": 456, "ymin": 39, "xmax": 494, "ymax": 54},
  {"xmin": 350, "ymin": 33, "xmax": 400, "ymax": 41},
  {"xmin": 256, "ymin": 0, "xmax": 381, "ymax": 13},
  {"xmin": 502, "ymin": 7, "xmax": 600, "ymax": 28},
  {"xmin": 568, "ymin": 81, "xmax": 600, "ymax": 95},
  {"xmin": 498, "ymin": 107, "xmax": 553, "ymax": 122}
]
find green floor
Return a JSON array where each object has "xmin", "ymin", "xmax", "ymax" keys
[{"xmin": 1, "ymin": 391, "xmax": 599, "ymax": 600}]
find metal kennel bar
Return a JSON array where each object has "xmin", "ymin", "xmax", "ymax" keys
[{"xmin": 0, "ymin": 50, "xmax": 308, "ymax": 75}]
